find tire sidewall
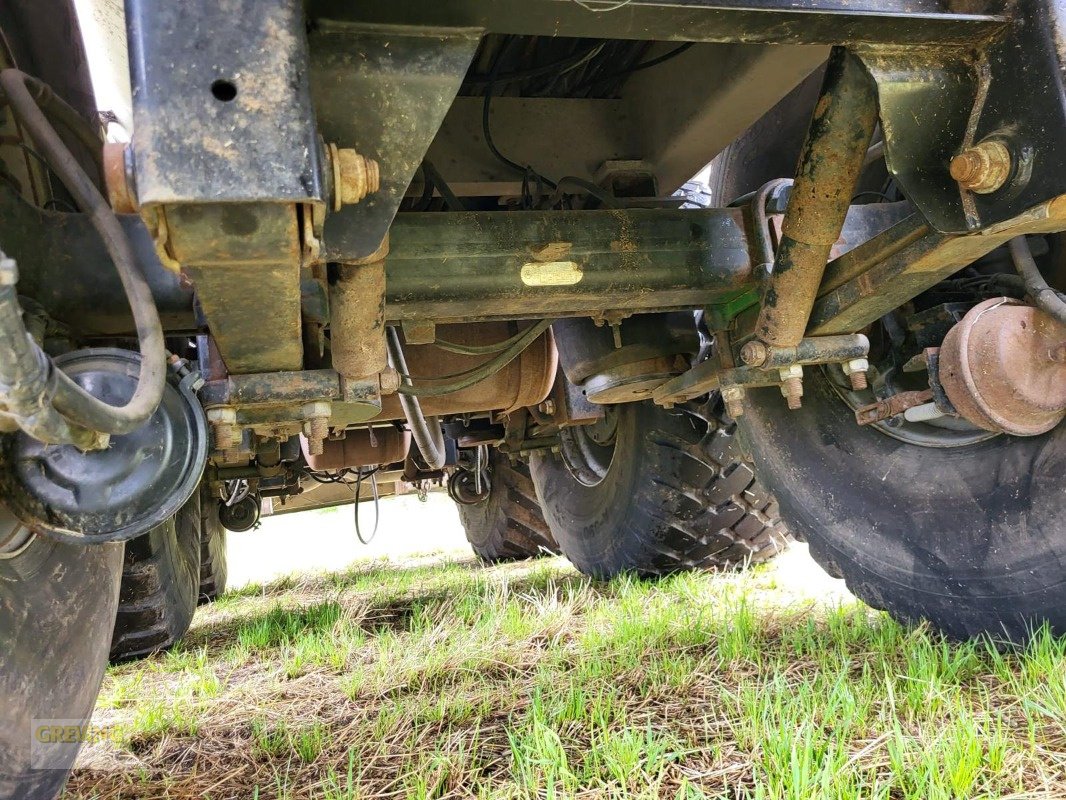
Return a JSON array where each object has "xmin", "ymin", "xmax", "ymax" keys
[{"xmin": 739, "ymin": 368, "xmax": 1066, "ymax": 638}]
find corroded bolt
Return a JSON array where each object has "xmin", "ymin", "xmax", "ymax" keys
[
  {"xmin": 740, "ymin": 340, "xmax": 769, "ymax": 367},
  {"xmin": 949, "ymin": 140, "xmax": 1011, "ymax": 195},
  {"xmin": 721, "ymin": 386, "xmax": 746, "ymax": 419},
  {"xmin": 843, "ymin": 358, "xmax": 870, "ymax": 391},
  {"xmin": 206, "ymin": 407, "xmax": 238, "ymax": 451},
  {"xmin": 301, "ymin": 401, "xmax": 332, "ymax": 456},
  {"xmin": 779, "ymin": 365, "xmax": 804, "ymax": 411},
  {"xmin": 328, "ymin": 143, "xmax": 381, "ymax": 211}
]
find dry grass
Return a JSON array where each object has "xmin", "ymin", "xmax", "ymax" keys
[{"xmin": 65, "ymin": 552, "xmax": 1066, "ymax": 799}]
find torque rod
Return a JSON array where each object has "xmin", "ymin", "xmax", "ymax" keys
[{"xmin": 754, "ymin": 47, "xmax": 878, "ymax": 348}]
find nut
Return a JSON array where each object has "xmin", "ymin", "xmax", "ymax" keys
[
  {"xmin": 842, "ymin": 358, "xmax": 870, "ymax": 391},
  {"xmin": 740, "ymin": 340, "xmax": 769, "ymax": 367},
  {"xmin": 778, "ymin": 365, "xmax": 804, "ymax": 410},
  {"xmin": 328, "ymin": 143, "xmax": 381, "ymax": 211},
  {"xmin": 539, "ymin": 399, "xmax": 556, "ymax": 416},
  {"xmin": 949, "ymin": 140, "xmax": 1011, "ymax": 195},
  {"xmin": 721, "ymin": 386, "xmax": 746, "ymax": 418}
]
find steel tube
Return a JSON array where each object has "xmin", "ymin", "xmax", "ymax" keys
[{"xmin": 754, "ymin": 47, "xmax": 878, "ymax": 347}]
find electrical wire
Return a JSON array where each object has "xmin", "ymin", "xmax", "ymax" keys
[
  {"xmin": 433, "ymin": 321, "xmax": 545, "ymax": 355},
  {"xmin": 397, "ymin": 319, "xmax": 553, "ymax": 397},
  {"xmin": 463, "ymin": 41, "xmax": 606, "ymax": 88},
  {"xmin": 575, "ymin": 42, "xmax": 695, "ymax": 93},
  {"xmin": 353, "ymin": 467, "xmax": 380, "ymax": 545}
]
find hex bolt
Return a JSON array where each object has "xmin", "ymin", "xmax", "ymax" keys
[
  {"xmin": 328, "ymin": 143, "xmax": 381, "ymax": 211},
  {"xmin": 843, "ymin": 357, "xmax": 870, "ymax": 391},
  {"xmin": 301, "ymin": 401, "xmax": 332, "ymax": 456},
  {"xmin": 778, "ymin": 365, "xmax": 804, "ymax": 410},
  {"xmin": 721, "ymin": 386, "xmax": 746, "ymax": 418},
  {"xmin": 740, "ymin": 340, "xmax": 769, "ymax": 367},
  {"xmin": 539, "ymin": 399, "xmax": 556, "ymax": 416},
  {"xmin": 949, "ymin": 140, "xmax": 1012, "ymax": 195},
  {"xmin": 206, "ymin": 407, "xmax": 238, "ymax": 451}
]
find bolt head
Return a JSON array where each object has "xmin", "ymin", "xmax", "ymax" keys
[
  {"xmin": 740, "ymin": 341, "xmax": 769, "ymax": 366},
  {"xmin": 207, "ymin": 407, "xmax": 237, "ymax": 424},
  {"xmin": 950, "ymin": 140, "xmax": 1011, "ymax": 194}
]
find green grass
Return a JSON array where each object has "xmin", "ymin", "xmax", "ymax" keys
[{"xmin": 67, "ymin": 552, "xmax": 1066, "ymax": 799}]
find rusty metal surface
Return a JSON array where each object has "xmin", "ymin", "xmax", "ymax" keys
[
  {"xmin": 173, "ymin": 203, "xmax": 304, "ymax": 373},
  {"xmin": 939, "ymin": 297, "xmax": 1066, "ymax": 436},
  {"xmin": 810, "ymin": 195, "xmax": 1066, "ymax": 336},
  {"xmin": 201, "ymin": 370, "xmax": 341, "ymax": 409},
  {"xmin": 361, "ymin": 323, "xmax": 557, "ymax": 424},
  {"xmin": 301, "ymin": 426, "xmax": 411, "ymax": 470},
  {"xmin": 855, "ymin": 388, "xmax": 934, "ymax": 426},
  {"xmin": 755, "ymin": 47, "xmax": 879, "ymax": 347},
  {"xmin": 328, "ymin": 260, "xmax": 387, "ymax": 381}
]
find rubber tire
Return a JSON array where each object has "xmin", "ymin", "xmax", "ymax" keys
[
  {"xmin": 529, "ymin": 399, "xmax": 789, "ymax": 579},
  {"xmin": 198, "ymin": 486, "xmax": 228, "ymax": 604},
  {"xmin": 108, "ymin": 493, "xmax": 201, "ymax": 662},
  {"xmin": 740, "ymin": 371, "xmax": 1066, "ymax": 641},
  {"xmin": 0, "ymin": 519, "xmax": 123, "ymax": 799},
  {"xmin": 457, "ymin": 451, "xmax": 560, "ymax": 563}
]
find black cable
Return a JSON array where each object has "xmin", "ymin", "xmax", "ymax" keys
[
  {"xmin": 576, "ymin": 42, "xmax": 695, "ymax": 93},
  {"xmin": 463, "ymin": 41, "xmax": 606, "ymax": 88},
  {"xmin": 353, "ymin": 467, "xmax": 380, "ymax": 545}
]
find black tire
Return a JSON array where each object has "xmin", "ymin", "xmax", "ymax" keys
[
  {"xmin": 108, "ymin": 493, "xmax": 201, "ymax": 662},
  {"xmin": 740, "ymin": 371, "xmax": 1066, "ymax": 641},
  {"xmin": 198, "ymin": 485, "xmax": 228, "ymax": 604},
  {"xmin": 529, "ymin": 399, "xmax": 789, "ymax": 579},
  {"xmin": 0, "ymin": 512, "xmax": 123, "ymax": 799},
  {"xmin": 707, "ymin": 68, "xmax": 1066, "ymax": 642},
  {"xmin": 456, "ymin": 451, "xmax": 559, "ymax": 563}
]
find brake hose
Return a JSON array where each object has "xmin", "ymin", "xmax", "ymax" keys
[
  {"xmin": 1009, "ymin": 236, "xmax": 1066, "ymax": 326},
  {"xmin": 386, "ymin": 327, "xmax": 447, "ymax": 470},
  {"xmin": 0, "ymin": 69, "xmax": 166, "ymax": 435}
]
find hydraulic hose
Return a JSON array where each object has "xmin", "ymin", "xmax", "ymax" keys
[
  {"xmin": 1, "ymin": 69, "xmax": 166, "ymax": 435},
  {"xmin": 0, "ymin": 254, "xmax": 102, "ymax": 449},
  {"xmin": 1009, "ymin": 236, "xmax": 1066, "ymax": 326},
  {"xmin": 386, "ymin": 327, "xmax": 446, "ymax": 470}
]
